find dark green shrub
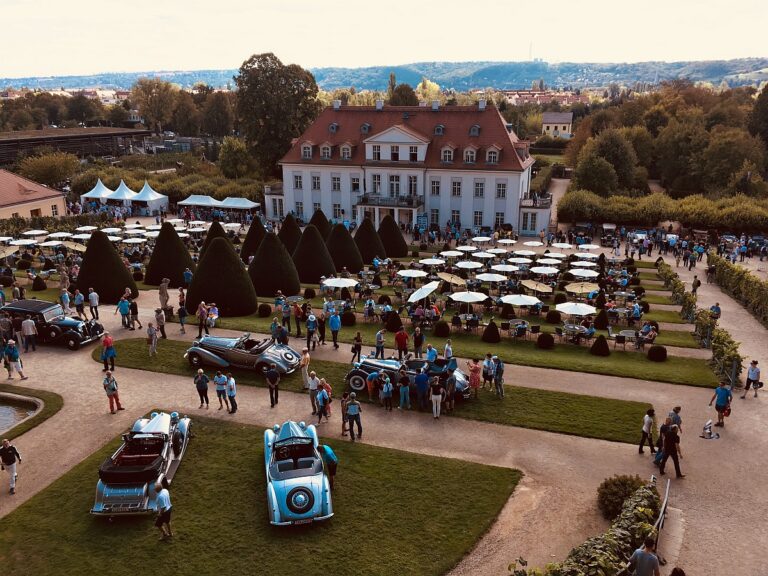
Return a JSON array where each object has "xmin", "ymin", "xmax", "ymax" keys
[
  {"xmin": 303, "ymin": 287, "xmax": 316, "ymax": 300},
  {"xmin": 433, "ymin": 320, "xmax": 450, "ymax": 337},
  {"xmin": 0, "ymin": 275, "xmax": 15, "ymax": 287},
  {"xmin": 326, "ymin": 224, "xmax": 364, "ymax": 273},
  {"xmin": 16, "ymin": 260, "xmax": 31, "ymax": 270},
  {"xmin": 536, "ymin": 332, "xmax": 555, "ymax": 349},
  {"xmin": 648, "ymin": 345, "xmax": 667, "ymax": 362},
  {"xmin": 378, "ymin": 214, "xmax": 408, "ymax": 257},
  {"xmin": 31, "ymin": 276, "xmax": 47, "ymax": 291},
  {"xmin": 633, "ymin": 286, "xmax": 646, "ymax": 296},
  {"xmin": 594, "ymin": 308, "xmax": 609, "ymax": 330},
  {"xmin": 554, "ymin": 292, "xmax": 567, "ymax": 304},
  {"xmin": 278, "ymin": 213, "xmax": 302, "ymax": 255},
  {"xmin": 654, "ymin": 256, "xmax": 664, "ymax": 266},
  {"xmin": 640, "ymin": 301, "xmax": 650, "ymax": 313},
  {"xmin": 308, "ymin": 210, "xmax": 332, "ymax": 240},
  {"xmin": 629, "ymin": 277, "xmax": 640, "ymax": 285},
  {"xmin": 411, "ymin": 249, "xmax": 419, "ymax": 257},
  {"xmin": 419, "ymin": 243, "xmax": 428, "ymax": 251},
  {"xmin": 545, "ymin": 310, "xmax": 562, "ymax": 324},
  {"xmin": 627, "ymin": 265, "xmax": 637, "ymax": 274},
  {"xmin": 187, "ymin": 237, "xmax": 257, "ymax": 316},
  {"xmin": 501, "ymin": 303, "xmax": 515, "ymax": 319},
  {"xmin": 257, "ymin": 303, "xmax": 272, "ymax": 317},
  {"xmin": 248, "ymin": 233, "xmax": 301, "ymax": 297},
  {"xmin": 354, "ymin": 218, "xmax": 387, "ymax": 262},
  {"xmin": 341, "ymin": 310, "xmax": 356, "ymax": 326},
  {"xmin": 239, "ymin": 219, "xmax": 266, "ymax": 263},
  {"xmin": 596, "ymin": 475, "xmax": 645, "ymax": 520},
  {"xmin": 340, "ymin": 287, "xmax": 352, "ymax": 300},
  {"xmin": 595, "ymin": 291, "xmax": 607, "ymax": 309},
  {"xmin": 377, "ymin": 295, "xmax": 391, "ymax": 305},
  {"xmin": 292, "ymin": 225, "xmax": 336, "ymax": 283},
  {"xmin": 145, "ymin": 222, "xmax": 196, "ymax": 287},
  {"xmin": 199, "ymin": 221, "xmax": 229, "ymax": 259},
  {"xmin": 20, "ymin": 252, "xmax": 32, "ymax": 261},
  {"xmin": 482, "ymin": 321, "xmax": 501, "ymax": 343},
  {"xmin": 385, "ymin": 311, "xmax": 403, "ymax": 332},
  {"xmin": 77, "ymin": 231, "xmax": 138, "ymax": 304},
  {"xmin": 590, "ymin": 335, "xmax": 611, "ymax": 356},
  {"xmin": 132, "ymin": 271, "xmax": 144, "ymax": 281}
]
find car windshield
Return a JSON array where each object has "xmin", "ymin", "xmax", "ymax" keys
[{"xmin": 42, "ymin": 305, "xmax": 65, "ymax": 322}]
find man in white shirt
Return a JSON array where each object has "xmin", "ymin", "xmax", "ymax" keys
[
  {"xmin": 639, "ymin": 409, "xmax": 656, "ymax": 454},
  {"xmin": 741, "ymin": 360, "xmax": 762, "ymax": 399},
  {"xmin": 307, "ymin": 370, "xmax": 321, "ymax": 415},
  {"xmin": 154, "ymin": 481, "xmax": 173, "ymax": 540},
  {"xmin": 20, "ymin": 315, "xmax": 37, "ymax": 353},
  {"xmin": 87, "ymin": 288, "xmax": 100, "ymax": 320}
]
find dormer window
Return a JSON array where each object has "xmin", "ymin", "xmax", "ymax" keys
[
  {"xmin": 329, "ymin": 122, "xmax": 339, "ymax": 134},
  {"xmin": 321, "ymin": 145, "xmax": 331, "ymax": 160},
  {"xmin": 360, "ymin": 123, "xmax": 371, "ymax": 134},
  {"xmin": 487, "ymin": 150, "xmax": 499, "ymax": 164},
  {"xmin": 469, "ymin": 124, "xmax": 480, "ymax": 136},
  {"xmin": 301, "ymin": 145, "xmax": 312, "ymax": 160},
  {"xmin": 341, "ymin": 146, "xmax": 351, "ymax": 160},
  {"xmin": 372, "ymin": 145, "xmax": 381, "ymax": 161},
  {"xmin": 434, "ymin": 124, "xmax": 445, "ymax": 136},
  {"xmin": 464, "ymin": 149, "xmax": 476, "ymax": 164},
  {"xmin": 441, "ymin": 148, "xmax": 453, "ymax": 162}
]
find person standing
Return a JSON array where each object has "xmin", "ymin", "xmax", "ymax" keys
[
  {"xmin": 114, "ymin": 297, "xmax": 130, "ymax": 328},
  {"xmin": 265, "ymin": 363, "xmax": 280, "ymax": 408},
  {"xmin": 154, "ymin": 481, "xmax": 173, "ymax": 540},
  {"xmin": 88, "ymin": 287, "xmax": 100, "ymax": 320},
  {"xmin": 101, "ymin": 332, "xmax": 116, "ymax": 372},
  {"xmin": 305, "ymin": 313, "xmax": 317, "ymax": 350},
  {"xmin": 4, "ymin": 340, "xmax": 27, "ymax": 380},
  {"xmin": 213, "ymin": 371, "xmax": 229, "ymax": 411},
  {"xmin": 430, "ymin": 377, "xmax": 444, "ymax": 419},
  {"xmin": 154, "ymin": 308, "xmax": 167, "ymax": 339},
  {"xmin": 346, "ymin": 392, "xmax": 362, "ymax": 442},
  {"xmin": 413, "ymin": 327, "xmax": 424, "ymax": 358},
  {"xmin": 492, "ymin": 356, "xmax": 504, "ymax": 399},
  {"xmin": 397, "ymin": 368, "xmax": 411, "ymax": 410},
  {"xmin": 351, "ymin": 332, "xmax": 362, "ymax": 363},
  {"xmin": 626, "ymin": 535, "xmax": 661, "ymax": 576},
  {"xmin": 444, "ymin": 339, "xmax": 453, "ymax": 360},
  {"xmin": 103, "ymin": 371, "xmax": 124, "ymax": 414},
  {"xmin": 381, "ymin": 374, "xmax": 393, "ymax": 411},
  {"xmin": 691, "ymin": 275, "xmax": 701, "ymax": 295},
  {"xmin": 415, "ymin": 368, "xmax": 429, "ymax": 411},
  {"xmin": 375, "ymin": 328, "xmax": 385, "ymax": 359},
  {"xmin": 467, "ymin": 358, "xmax": 481, "ymax": 399},
  {"xmin": 196, "ymin": 301, "xmax": 209, "ymax": 339},
  {"xmin": 709, "ymin": 381, "xmax": 733, "ymax": 427},
  {"xmin": 20, "ymin": 315, "xmax": 37, "ymax": 353},
  {"xmin": 292, "ymin": 301, "xmax": 303, "ymax": 338},
  {"xmin": 329, "ymin": 311, "xmax": 341, "ymax": 350},
  {"xmin": 639, "ymin": 408, "xmax": 656, "ymax": 454},
  {"xmin": 226, "ymin": 373, "xmax": 238, "ymax": 414},
  {"xmin": 316, "ymin": 383, "xmax": 330, "ymax": 424},
  {"xmin": 317, "ymin": 312, "xmax": 327, "ymax": 345},
  {"xmin": 659, "ymin": 424, "xmax": 685, "ymax": 478},
  {"xmin": 318, "ymin": 444, "xmax": 338, "ymax": 490},
  {"xmin": 281, "ymin": 301, "xmax": 292, "ymax": 333},
  {"xmin": 300, "ymin": 348, "xmax": 311, "ymax": 389},
  {"xmin": 147, "ymin": 323, "xmax": 159, "ymax": 357},
  {"xmin": 194, "ymin": 369, "xmax": 209, "ymax": 409},
  {"xmin": 668, "ymin": 406, "xmax": 683, "ymax": 433},
  {"xmin": 307, "ymin": 370, "xmax": 320, "ymax": 415},
  {"xmin": 394, "ymin": 327, "xmax": 409, "ymax": 360},
  {"xmin": 444, "ymin": 368, "xmax": 457, "ymax": 413},
  {"xmin": 741, "ymin": 360, "xmax": 761, "ymax": 399},
  {"xmin": 183, "ymin": 267, "xmax": 193, "ymax": 288},
  {"xmin": 177, "ymin": 302, "xmax": 187, "ymax": 334},
  {"xmin": 0, "ymin": 438, "xmax": 21, "ymax": 494},
  {"xmin": 73, "ymin": 289, "xmax": 85, "ymax": 319}
]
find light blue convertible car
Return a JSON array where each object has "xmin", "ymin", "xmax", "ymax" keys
[{"xmin": 263, "ymin": 421, "xmax": 333, "ymax": 526}]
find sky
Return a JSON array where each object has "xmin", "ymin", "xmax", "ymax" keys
[{"xmin": 1, "ymin": 0, "xmax": 766, "ymax": 78}]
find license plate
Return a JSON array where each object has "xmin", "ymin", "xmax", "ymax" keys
[{"xmin": 293, "ymin": 519, "xmax": 313, "ymax": 525}]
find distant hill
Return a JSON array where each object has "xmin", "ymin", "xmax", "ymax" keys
[{"xmin": 2, "ymin": 58, "xmax": 767, "ymax": 91}]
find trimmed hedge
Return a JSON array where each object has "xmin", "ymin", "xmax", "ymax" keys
[
  {"xmin": 354, "ymin": 217, "xmax": 387, "ymax": 263},
  {"xmin": 709, "ymin": 252, "xmax": 768, "ymax": 327},
  {"xmin": 341, "ymin": 310, "xmax": 356, "ymax": 327},
  {"xmin": 378, "ymin": 214, "xmax": 408, "ymax": 258},
  {"xmin": 292, "ymin": 224, "xmax": 336, "ymax": 284},
  {"xmin": 76, "ymin": 231, "xmax": 137, "ymax": 304},
  {"xmin": 594, "ymin": 309, "xmax": 609, "ymax": 330},
  {"xmin": 278, "ymin": 213, "xmax": 302, "ymax": 255},
  {"xmin": 248, "ymin": 233, "xmax": 301, "ymax": 298},
  {"xmin": 239, "ymin": 219, "xmax": 266, "ymax": 263},
  {"xmin": 433, "ymin": 320, "xmax": 450, "ymax": 337},
  {"xmin": 308, "ymin": 210, "xmax": 332, "ymax": 240},
  {"xmin": 385, "ymin": 312, "xmax": 403, "ymax": 332},
  {"xmin": 257, "ymin": 303, "xmax": 272, "ymax": 317},
  {"xmin": 145, "ymin": 222, "xmax": 196, "ymax": 287},
  {"xmin": 482, "ymin": 321, "xmax": 501, "ymax": 343},
  {"xmin": 590, "ymin": 335, "xmax": 611, "ymax": 356},
  {"xmin": 545, "ymin": 310, "xmax": 562, "ymax": 324},
  {"xmin": 303, "ymin": 287, "xmax": 316, "ymax": 300},
  {"xmin": 536, "ymin": 332, "xmax": 555, "ymax": 349},
  {"xmin": 31, "ymin": 276, "xmax": 47, "ymax": 291},
  {"xmin": 647, "ymin": 345, "xmax": 668, "ymax": 362},
  {"xmin": 596, "ymin": 474, "xmax": 646, "ymax": 520},
  {"xmin": 326, "ymin": 223, "xmax": 364, "ymax": 274},
  {"xmin": 187, "ymin": 237, "xmax": 258, "ymax": 316},
  {"xmin": 199, "ymin": 221, "xmax": 229, "ymax": 258},
  {"xmin": 554, "ymin": 292, "xmax": 567, "ymax": 305}
]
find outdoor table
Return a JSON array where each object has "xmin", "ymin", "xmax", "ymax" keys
[
  {"xmin": 563, "ymin": 323, "xmax": 587, "ymax": 334},
  {"xmin": 619, "ymin": 330, "xmax": 638, "ymax": 342},
  {"xmin": 286, "ymin": 295, "xmax": 304, "ymax": 303},
  {"xmin": 367, "ymin": 284, "xmax": 381, "ymax": 290}
]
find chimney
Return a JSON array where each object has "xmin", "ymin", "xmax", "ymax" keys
[
  {"xmin": 431, "ymin": 100, "xmax": 439, "ymax": 111},
  {"xmin": 375, "ymin": 99, "xmax": 384, "ymax": 110},
  {"xmin": 478, "ymin": 99, "xmax": 487, "ymax": 111},
  {"xmin": 332, "ymin": 99, "xmax": 341, "ymax": 110},
  {"xmin": 418, "ymin": 101, "xmax": 427, "ymax": 107}
]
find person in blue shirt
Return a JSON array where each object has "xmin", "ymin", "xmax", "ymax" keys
[
  {"xmin": 493, "ymin": 356, "xmax": 505, "ymax": 398},
  {"xmin": 73, "ymin": 289, "xmax": 85, "ymax": 319},
  {"xmin": 318, "ymin": 444, "xmax": 338, "ymax": 490},
  {"xmin": 365, "ymin": 371, "xmax": 379, "ymax": 403},
  {"xmin": 114, "ymin": 297, "xmax": 131, "ymax": 328},
  {"xmin": 328, "ymin": 311, "xmax": 341, "ymax": 349},
  {"xmin": 305, "ymin": 313, "xmax": 318, "ymax": 350},
  {"xmin": 425, "ymin": 344, "xmax": 438, "ymax": 362},
  {"xmin": 60, "ymin": 289, "xmax": 71, "ymax": 313},
  {"xmin": 414, "ymin": 368, "xmax": 430, "ymax": 411},
  {"xmin": 345, "ymin": 393, "xmax": 363, "ymax": 442},
  {"xmin": 709, "ymin": 381, "xmax": 733, "ymax": 427},
  {"xmin": 213, "ymin": 371, "xmax": 229, "ymax": 412},
  {"xmin": 183, "ymin": 268, "xmax": 193, "ymax": 288}
]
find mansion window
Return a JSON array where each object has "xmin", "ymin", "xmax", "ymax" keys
[
  {"xmin": 333, "ymin": 203, "xmax": 342, "ymax": 218},
  {"xmin": 434, "ymin": 124, "xmax": 444, "ymax": 136},
  {"xmin": 372, "ymin": 145, "xmax": 381, "ymax": 161},
  {"xmin": 487, "ymin": 150, "xmax": 498, "ymax": 164},
  {"xmin": 495, "ymin": 212, "xmax": 505, "ymax": 228},
  {"xmin": 408, "ymin": 175, "xmax": 418, "ymax": 195},
  {"xmin": 474, "ymin": 181, "xmax": 484, "ymax": 198},
  {"xmin": 313, "ymin": 202, "xmax": 321, "ymax": 213},
  {"xmin": 469, "ymin": 124, "xmax": 480, "ymax": 136},
  {"xmin": 51, "ymin": 204, "xmax": 59, "ymax": 217},
  {"xmin": 331, "ymin": 176, "xmax": 341, "ymax": 192},
  {"xmin": 450, "ymin": 210, "xmax": 460, "ymax": 224},
  {"xmin": 372, "ymin": 174, "xmax": 381, "ymax": 194},
  {"xmin": 389, "ymin": 175, "xmax": 400, "ymax": 196},
  {"xmin": 409, "ymin": 146, "xmax": 418, "ymax": 161},
  {"xmin": 391, "ymin": 145, "xmax": 399, "ymax": 161},
  {"xmin": 451, "ymin": 180, "xmax": 461, "ymax": 197},
  {"xmin": 321, "ymin": 146, "xmax": 331, "ymax": 160},
  {"xmin": 496, "ymin": 182, "xmax": 507, "ymax": 199},
  {"xmin": 272, "ymin": 198, "xmax": 284, "ymax": 218},
  {"xmin": 341, "ymin": 146, "xmax": 351, "ymax": 160},
  {"xmin": 473, "ymin": 211, "xmax": 483, "ymax": 226},
  {"xmin": 295, "ymin": 202, "xmax": 304, "ymax": 219},
  {"xmin": 351, "ymin": 176, "xmax": 360, "ymax": 192},
  {"xmin": 311, "ymin": 175, "xmax": 321, "ymax": 191},
  {"xmin": 465, "ymin": 149, "xmax": 476, "ymax": 164},
  {"xmin": 430, "ymin": 209, "xmax": 440, "ymax": 224},
  {"xmin": 301, "ymin": 146, "xmax": 312, "ymax": 160},
  {"xmin": 293, "ymin": 174, "xmax": 303, "ymax": 190},
  {"xmin": 430, "ymin": 179, "xmax": 441, "ymax": 196},
  {"xmin": 441, "ymin": 148, "xmax": 453, "ymax": 162}
]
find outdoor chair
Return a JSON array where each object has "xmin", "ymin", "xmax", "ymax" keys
[
  {"xmin": 528, "ymin": 325, "xmax": 541, "ymax": 339},
  {"xmin": 554, "ymin": 327, "xmax": 564, "ymax": 342},
  {"xmin": 500, "ymin": 321, "xmax": 511, "ymax": 334},
  {"xmin": 467, "ymin": 318, "xmax": 480, "ymax": 333},
  {"xmin": 451, "ymin": 315, "xmax": 462, "ymax": 332},
  {"xmin": 540, "ymin": 305, "xmax": 550, "ymax": 314},
  {"xmin": 614, "ymin": 335, "xmax": 627, "ymax": 350}
]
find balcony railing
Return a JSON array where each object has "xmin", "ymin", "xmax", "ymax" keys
[
  {"xmin": 521, "ymin": 195, "xmax": 552, "ymax": 208},
  {"xmin": 357, "ymin": 194, "xmax": 424, "ymax": 208}
]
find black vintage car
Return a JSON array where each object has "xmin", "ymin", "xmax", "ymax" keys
[{"xmin": 0, "ymin": 299, "xmax": 104, "ymax": 350}]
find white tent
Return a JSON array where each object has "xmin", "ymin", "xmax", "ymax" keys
[
  {"xmin": 104, "ymin": 180, "xmax": 138, "ymax": 206},
  {"xmin": 80, "ymin": 178, "xmax": 113, "ymax": 205},
  {"xmin": 178, "ymin": 195, "xmax": 222, "ymax": 207},
  {"xmin": 132, "ymin": 181, "xmax": 169, "ymax": 215},
  {"xmin": 220, "ymin": 197, "xmax": 260, "ymax": 210}
]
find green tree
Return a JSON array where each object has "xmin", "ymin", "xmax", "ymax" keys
[
  {"xmin": 235, "ymin": 53, "xmax": 322, "ymax": 177},
  {"xmin": 240, "ymin": 219, "xmax": 266, "ymax": 263},
  {"xmin": 292, "ymin": 224, "xmax": 336, "ymax": 283},
  {"xmin": 655, "ymin": 118, "xmax": 710, "ymax": 193},
  {"xmin": 277, "ymin": 213, "xmax": 302, "ymax": 255},
  {"xmin": 749, "ymin": 85, "xmax": 768, "ymax": 147},
  {"xmin": 700, "ymin": 128, "xmax": 766, "ymax": 192},
  {"xmin": 642, "ymin": 105, "xmax": 670, "ymax": 137},
  {"xmin": 578, "ymin": 129, "xmax": 637, "ymax": 190},
  {"xmin": 325, "ymin": 223, "xmax": 364, "ymax": 273},
  {"xmin": 555, "ymin": 190, "xmax": 603, "ymax": 223},
  {"xmin": 107, "ymin": 104, "xmax": 129, "ymax": 127},
  {"xmin": 387, "ymin": 72, "xmax": 397, "ymax": 100},
  {"xmin": 218, "ymin": 137, "xmax": 251, "ymax": 179},
  {"xmin": 378, "ymin": 214, "xmax": 408, "ymax": 257},
  {"xmin": 308, "ymin": 210, "xmax": 331, "ymax": 240},
  {"xmin": 67, "ymin": 93, "xmax": 103, "ymax": 123},
  {"xmin": 618, "ymin": 125, "xmax": 655, "ymax": 170},
  {"xmin": 415, "ymin": 78, "xmax": 441, "ymax": 102},
  {"xmin": 202, "ymin": 91, "xmax": 234, "ymax": 138},
  {"xmin": 573, "ymin": 155, "xmax": 619, "ymax": 196},
  {"xmin": 172, "ymin": 91, "xmax": 201, "ymax": 136},
  {"xmin": 145, "ymin": 222, "xmax": 196, "ymax": 287},
  {"xmin": 131, "ymin": 78, "xmax": 179, "ymax": 134},
  {"xmin": 248, "ymin": 232, "xmax": 301, "ymax": 297},
  {"xmin": 388, "ymin": 83, "xmax": 419, "ymax": 106},
  {"xmin": 77, "ymin": 231, "xmax": 137, "ymax": 304},
  {"xmin": 354, "ymin": 217, "xmax": 387, "ymax": 262},
  {"xmin": 17, "ymin": 152, "xmax": 79, "ymax": 187},
  {"xmin": 186, "ymin": 237, "xmax": 257, "ymax": 316},
  {"xmin": 199, "ymin": 221, "xmax": 229, "ymax": 258}
]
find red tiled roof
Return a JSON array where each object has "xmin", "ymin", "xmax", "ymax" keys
[
  {"xmin": 0, "ymin": 169, "xmax": 65, "ymax": 208},
  {"xmin": 281, "ymin": 104, "xmax": 532, "ymax": 172}
]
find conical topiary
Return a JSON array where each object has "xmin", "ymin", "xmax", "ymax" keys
[
  {"xmin": 308, "ymin": 210, "xmax": 332, "ymax": 241},
  {"xmin": 186, "ymin": 237, "xmax": 257, "ymax": 316},
  {"xmin": 199, "ymin": 221, "xmax": 229, "ymax": 258},
  {"xmin": 385, "ymin": 311, "xmax": 403, "ymax": 332},
  {"xmin": 240, "ymin": 219, "xmax": 266, "ymax": 263},
  {"xmin": 590, "ymin": 335, "xmax": 611, "ymax": 356},
  {"xmin": 594, "ymin": 308, "xmax": 609, "ymax": 330},
  {"xmin": 354, "ymin": 217, "xmax": 387, "ymax": 263},
  {"xmin": 77, "ymin": 231, "xmax": 138, "ymax": 304},
  {"xmin": 377, "ymin": 214, "xmax": 408, "ymax": 258},
  {"xmin": 292, "ymin": 224, "xmax": 336, "ymax": 283},
  {"xmin": 145, "ymin": 222, "xmax": 196, "ymax": 287},
  {"xmin": 278, "ymin": 213, "xmax": 302, "ymax": 255},
  {"xmin": 326, "ymin": 223, "xmax": 363, "ymax": 274},
  {"xmin": 482, "ymin": 321, "xmax": 501, "ymax": 343},
  {"xmin": 248, "ymin": 233, "xmax": 301, "ymax": 297}
]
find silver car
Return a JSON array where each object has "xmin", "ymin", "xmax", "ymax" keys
[{"xmin": 184, "ymin": 333, "xmax": 300, "ymax": 374}]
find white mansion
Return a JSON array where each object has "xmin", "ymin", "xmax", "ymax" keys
[{"xmin": 265, "ymin": 100, "xmax": 550, "ymax": 236}]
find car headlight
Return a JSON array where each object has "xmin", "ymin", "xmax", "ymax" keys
[{"xmin": 282, "ymin": 351, "xmax": 296, "ymax": 362}]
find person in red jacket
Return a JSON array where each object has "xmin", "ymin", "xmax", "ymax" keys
[{"xmin": 394, "ymin": 326, "xmax": 409, "ymax": 361}]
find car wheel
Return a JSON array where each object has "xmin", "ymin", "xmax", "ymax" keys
[
  {"xmin": 187, "ymin": 352, "xmax": 203, "ymax": 368},
  {"xmin": 47, "ymin": 326, "xmax": 62, "ymax": 341},
  {"xmin": 66, "ymin": 338, "xmax": 80, "ymax": 351},
  {"xmin": 286, "ymin": 486, "xmax": 314, "ymax": 515},
  {"xmin": 255, "ymin": 362, "xmax": 268, "ymax": 374},
  {"xmin": 347, "ymin": 370, "xmax": 367, "ymax": 392}
]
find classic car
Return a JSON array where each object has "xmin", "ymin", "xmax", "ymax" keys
[
  {"xmin": 345, "ymin": 353, "xmax": 471, "ymax": 400},
  {"xmin": 600, "ymin": 223, "xmax": 617, "ymax": 247},
  {"xmin": 0, "ymin": 299, "xmax": 104, "ymax": 350},
  {"xmin": 184, "ymin": 333, "xmax": 300, "ymax": 374},
  {"xmin": 264, "ymin": 421, "xmax": 333, "ymax": 526},
  {"xmin": 91, "ymin": 411, "xmax": 191, "ymax": 516}
]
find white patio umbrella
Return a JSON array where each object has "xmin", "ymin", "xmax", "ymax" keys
[
  {"xmin": 419, "ymin": 258, "xmax": 445, "ymax": 266},
  {"xmin": 123, "ymin": 229, "xmax": 146, "ymax": 235},
  {"xmin": 456, "ymin": 245, "xmax": 478, "ymax": 252},
  {"xmin": 123, "ymin": 223, "xmax": 144, "ymax": 229},
  {"xmin": 39, "ymin": 240, "xmax": 63, "ymax": 248},
  {"xmin": 552, "ymin": 242, "xmax": 573, "ymax": 249},
  {"xmin": 46, "ymin": 232, "xmax": 73, "ymax": 239},
  {"xmin": 188, "ymin": 220, "xmax": 207, "ymax": 226},
  {"xmin": 574, "ymin": 252, "xmax": 599, "ymax": 259},
  {"xmin": 569, "ymin": 269, "xmax": 600, "ymax": 278},
  {"xmin": 70, "ymin": 234, "xmax": 92, "ymax": 241},
  {"xmin": 224, "ymin": 223, "xmax": 242, "ymax": 229},
  {"xmin": 572, "ymin": 261, "xmax": 598, "ymax": 268},
  {"xmin": 106, "ymin": 236, "xmax": 122, "ymax": 242},
  {"xmin": 408, "ymin": 281, "xmax": 440, "ymax": 303},
  {"xmin": 143, "ymin": 231, "xmax": 160, "ymax": 239},
  {"xmin": 178, "ymin": 233, "xmax": 190, "ymax": 238},
  {"xmin": 472, "ymin": 236, "xmax": 492, "ymax": 243},
  {"xmin": 449, "ymin": 291, "xmax": 489, "ymax": 303},
  {"xmin": 556, "ymin": 302, "xmax": 597, "ymax": 316},
  {"xmin": 476, "ymin": 273, "xmax": 507, "ymax": 282},
  {"xmin": 497, "ymin": 239, "xmax": 517, "ymax": 245},
  {"xmin": 455, "ymin": 261, "xmax": 482, "ymax": 269},
  {"xmin": 0, "ymin": 237, "xmax": 13, "ymax": 243},
  {"xmin": 75, "ymin": 225, "xmax": 98, "ymax": 232},
  {"xmin": 491, "ymin": 264, "xmax": 519, "ymax": 273},
  {"xmin": 440, "ymin": 250, "xmax": 463, "ymax": 258},
  {"xmin": 507, "ymin": 257, "xmax": 533, "ymax": 264},
  {"xmin": 543, "ymin": 252, "xmax": 567, "ymax": 259},
  {"xmin": 523, "ymin": 240, "xmax": 543, "ymax": 247},
  {"xmin": 166, "ymin": 218, "xmax": 184, "ymax": 224},
  {"xmin": 100, "ymin": 227, "xmax": 122, "ymax": 234},
  {"xmin": 500, "ymin": 294, "xmax": 541, "ymax": 306},
  {"xmin": 487, "ymin": 248, "xmax": 508, "ymax": 254},
  {"xmin": 536, "ymin": 258, "xmax": 562, "ymax": 265},
  {"xmin": 145, "ymin": 225, "xmax": 162, "ymax": 231},
  {"xmin": 174, "ymin": 227, "xmax": 187, "ymax": 232},
  {"xmin": 397, "ymin": 269, "xmax": 428, "ymax": 278},
  {"xmin": 514, "ymin": 249, "xmax": 536, "ymax": 256},
  {"xmin": 10, "ymin": 239, "xmax": 37, "ymax": 246},
  {"xmin": 187, "ymin": 227, "xmax": 207, "ymax": 233},
  {"xmin": 472, "ymin": 252, "xmax": 495, "ymax": 259},
  {"xmin": 322, "ymin": 278, "xmax": 359, "ymax": 288},
  {"xmin": 122, "ymin": 238, "xmax": 147, "ymax": 244},
  {"xmin": 580, "ymin": 244, "xmax": 600, "ymax": 250},
  {"xmin": 530, "ymin": 266, "xmax": 560, "ymax": 275},
  {"xmin": 22, "ymin": 229, "xmax": 48, "ymax": 236}
]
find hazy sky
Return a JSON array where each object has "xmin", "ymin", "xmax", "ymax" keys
[{"xmin": 1, "ymin": 0, "xmax": 765, "ymax": 77}]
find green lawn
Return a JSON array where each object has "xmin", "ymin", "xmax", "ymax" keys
[
  {"xmin": 643, "ymin": 309, "xmax": 687, "ymax": 324},
  {"xmin": 0, "ymin": 384, "xmax": 63, "ymax": 440},
  {"xmin": 643, "ymin": 293, "xmax": 674, "ymax": 305},
  {"xmin": 638, "ymin": 271, "xmax": 661, "ymax": 282},
  {"xmin": 0, "ymin": 417, "xmax": 520, "ymax": 576},
  {"xmin": 633, "ymin": 261, "xmax": 658, "ymax": 269},
  {"xmin": 96, "ymin": 339, "xmax": 657, "ymax": 443},
  {"xmin": 2, "ymin": 287, "xmax": 62, "ymax": 303}
]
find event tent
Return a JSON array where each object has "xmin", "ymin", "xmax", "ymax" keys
[
  {"xmin": 105, "ymin": 180, "xmax": 138, "ymax": 206},
  {"xmin": 132, "ymin": 181, "xmax": 169, "ymax": 215},
  {"xmin": 178, "ymin": 195, "xmax": 222, "ymax": 207},
  {"xmin": 220, "ymin": 197, "xmax": 260, "ymax": 210},
  {"xmin": 80, "ymin": 178, "xmax": 113, "ymax": 204}
]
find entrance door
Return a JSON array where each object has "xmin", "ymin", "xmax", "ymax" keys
[{"xmin": 520, "ymin": 211, "xmax": 538, "ymax": 236}]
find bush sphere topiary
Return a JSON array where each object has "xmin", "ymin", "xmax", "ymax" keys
[
  {"xmin": 385, "ymin": 312, "xmax": 403, "ymax": 332},
  {"xmin": 536, "ymin": 332, "xmax": 555, "ymax": 349},
  {"xmin": 31, "ymin": 276, "xmax": 47, "ymax": 291},
  {"xmin": 341, "ymin": 310, "xmax": 356, "ymax": 327},
  {"xmin": 257, "ymin": 303, "xmax": 272, "ymax": 317},
  {"xmin": 554, "ymin": 292, "xmax": 567, "ymax": 304},
  {"xmin": 433, "ymin": 320, "xmax": 450, "ymax": 337},
  {"xmin": 545, "ymin": 310, "xmax": 562, "ymax": 324},
  {"xmin": 597, "ymin": 474, "xmax": 645, "ymax": 520},
  {"xmin": 303, "ymin": 287, "xmax": 316, "ymax": 300},
  {"xmin": 647, "ymin": 345, "xmax": 667, "ymax": 362}
]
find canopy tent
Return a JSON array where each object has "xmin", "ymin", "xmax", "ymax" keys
[
  {"xmin": 178, "ymin": 195, "xmax": 222, "ymax": 207},
  {"xmin": 80, "ymin": 178, "xmax": 113, "ymax": 204},
  {"xmin": 219, "ymin": 197, "xmax": 260, "ymax": 210},
  {"xmin": 132, "ymin": 181, "xmax": 169, "ymax": 215},
  {"xmin": 104, "ymin": 180, "xmax": 137, "ymax": 206}
]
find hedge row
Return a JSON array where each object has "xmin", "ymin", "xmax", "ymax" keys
[
  {"xmin": 530, "ymin": 165, "xmax": 553, "ymax": 197},
  {"xmin": 708, "ymin": 252, "xmax": 768, "ymax": 328}
]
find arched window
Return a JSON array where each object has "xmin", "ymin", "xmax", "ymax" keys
[
  {"xmin": 469, "ymin": 124, "xmax": 480, "ymax": 136},
  {"xmin": 341, "ymin": 146, "xmax": 351, "ymax": 160},
  {"xmin": 301, "ymin": 145, "xmax": 312, "ymax": 160},
  {"xmin": 321, "ymin": 146, "xmax": 331, "ymax": 160},
  {"xmin": 434, "ymin": 124, "xmax": 445, "ymax": 136},
  {"xmin": 487, "ymin": 150, "xmax": 498, "ymax": 164},
  {"xmin": 441, "ymin": 148, "xmax": 453, "ymax": 162},
  {"xmin": 464, "ymin": 149, "xmax": 476, "ymax": 163}
]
